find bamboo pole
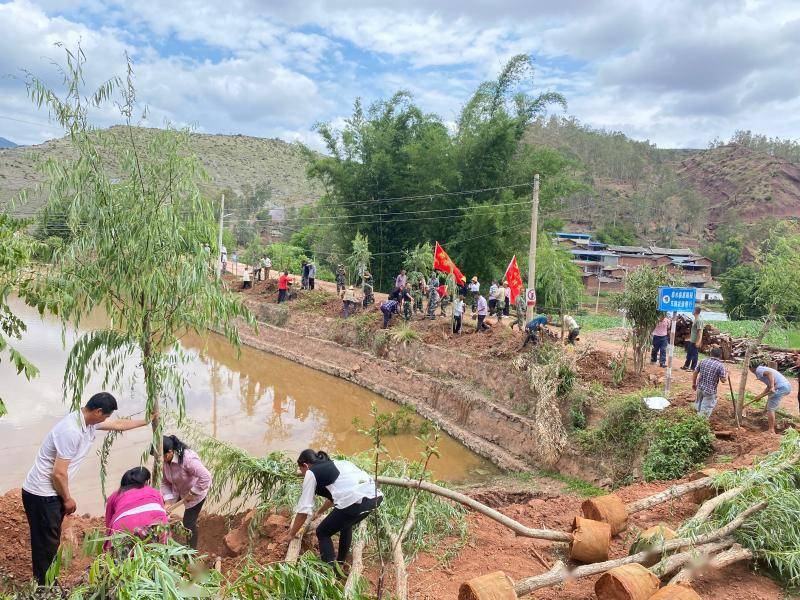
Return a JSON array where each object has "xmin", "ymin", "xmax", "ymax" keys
[
  {"xmin": 513, "ymin": 502, "xmax": 765, "ymax": 596},
  {"xmin": 376, "ymin": 476, "xmax": 572, "ymax": 542}
]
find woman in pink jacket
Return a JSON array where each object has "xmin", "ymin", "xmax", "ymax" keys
[
  {"xmin": 160, "ymin": 435, "xmax": 212, "ymax": 549},
  {"xmin": 104, "ymin": 466, "xmax": 168, "ymax": 549}
]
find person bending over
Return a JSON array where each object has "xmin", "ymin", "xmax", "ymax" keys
[
  {"xmin": 159, "ymin": 435, "xmax": 212, "ymax": 549},
  {"xmin": 104, "ymin": 466, "xmax": 168, "ymax": 550},
  {"xmin": 286, "ymin": 449, "xmax": 382, "ymax": 567},
  {"xmin": 522, "ymin": 315, "xmax": 549, "ymax": 348},
  {"xmin": 749, "ymin": 360, "xmax": 793, "ymax": 435}
]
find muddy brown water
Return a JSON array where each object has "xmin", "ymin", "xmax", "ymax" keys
[{"xmin": 0, "ymin": 298, "xmax": 494, "ymax": 514}]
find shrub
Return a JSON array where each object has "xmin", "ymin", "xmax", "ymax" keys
[
  {"xmin": 260, "ymin": 305, "xmax": 290, "ymax": 327},
  {"xmin": 642, "ymin": 411, "xmax": 714, "ymax": 481},
  {"xmin": 388, "ymin": 323, "xmax": 420, "ymax": 346}
]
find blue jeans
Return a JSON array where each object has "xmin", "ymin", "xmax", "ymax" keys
[
  {"xmin": 651, "ymin": 335, "xmax": 668, "ymax": 366},
  {"xmin": 683, "ymin": 342, "xmax": 699, "ymax": 369}
]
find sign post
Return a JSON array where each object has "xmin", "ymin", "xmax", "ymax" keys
[
  {"xmin": 658, "ymin": 287, "xmax": 697, "ymax": 399},
  {"xmin": 526, "ymin": 288, "xmax": 536, "ymax": 307}
]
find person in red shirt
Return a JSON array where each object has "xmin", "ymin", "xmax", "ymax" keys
[
  {"xmin": 278, "ymin": 270, "xmax": 291, "ymax": 303},
  {"xmin": 437, "ymin": 283, "xmax": 449, "ymax": 316}
]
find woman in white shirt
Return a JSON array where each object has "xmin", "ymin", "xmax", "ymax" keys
[{"xmin": 286, "ymin": 449, "xmax": 382, "ymax": 566}]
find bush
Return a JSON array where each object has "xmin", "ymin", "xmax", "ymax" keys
[
  {"xmin": 642, "ymin": 411, "xmax": 714, "ymax": 481},
  {"xmin": 260, "ymin": 304, "xmax": 290, "ymax": 327}
]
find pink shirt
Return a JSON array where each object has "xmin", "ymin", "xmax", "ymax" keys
[
  {"xmin": 653, "ymin": 317, "xmax": 671, "ymax": 337},
  {"xmin": 160, "ymin": 449, "xmax": 212, "ymax": 509},
  {"xmin": 104, "ymin": 485, "xmax": 168, "ymax": 548}
]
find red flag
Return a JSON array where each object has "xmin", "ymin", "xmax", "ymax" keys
[
  {"xmin": 433, "ymin": 242, "xmax": 466, "ymax": 285},
  {"xmin": 504, "ymin": 255, "xmax": 524, "ymax": 303}
]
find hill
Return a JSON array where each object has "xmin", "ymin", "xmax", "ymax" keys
[
  {"xmin": 0, "ymin": 126, "xmax": 323, "ymax": 212},
  {"xmin": 0, "ymin": 137, "xmax": 17, "ymax": 149},
  {"xmin": 525, "ymin": 117, "xmax": 800, "ymax": 247}
]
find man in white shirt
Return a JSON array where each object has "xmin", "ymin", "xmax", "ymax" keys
[{"xmin": 22, "ymin": 392, "xmax": 155, "ymax": 585}]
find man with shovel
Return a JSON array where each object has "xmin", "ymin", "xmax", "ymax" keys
[{"xmin": 692, "ymin": 347, "xmax": 728, "ymax": 417}]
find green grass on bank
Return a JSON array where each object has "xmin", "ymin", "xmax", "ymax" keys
[
  {"xmin": 709, "ymin": 321, "xmax": 800, "ymax": 349},
  {"xmin": 575, "ymin": 314, "xmax": 624, "ymax": 331}
]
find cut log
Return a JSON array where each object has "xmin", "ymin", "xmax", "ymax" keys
[
  {"xmin": 627, "ymin": 478, "xmax": 714, "ymax": 514},
  {"xmin": 459, "ymin": 571, "xmax": 518, "ymax": 600},
  {"xmin": 388, "ymin": 498, "xmax": 417, "ymax": 600},
  {"xmin": 594, "ymin": 563, "xmax": 659, "ymax": 600},
  {"xmin": 691, "ymin": 485, "xmax": 743, "ymax": 522},
  {"xmin": 582, "ymin": 494, "xmax": 629, "ymax": 535},
  {"xmin": 343, "ymin": 521, "xmax": 368, "ymax": 599},
  {"xmin": 651, "ymin": 539, "xmax": 735, "ymax": 578},
  {"xmin": 513, "ymin": 501, "xmax": 765, "ymax": 596},
  {"xmin": 376, "ymin": 476, "xmax": 572, "ymax": 542},
  {"xmin": 668, "ymin": 544, "xmax": 753, "ymax": 586},
  {"xmin": 285, "ymin": 515, "xmax": 324, "ymax": 563},
  {"xmin": 571, "ymin": 517, "xmax": 612, "ymax": 563}
]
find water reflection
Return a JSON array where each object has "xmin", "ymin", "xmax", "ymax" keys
[{"xmin": 0, "ymin": 298, "xmax": 493, "ymax": 513}]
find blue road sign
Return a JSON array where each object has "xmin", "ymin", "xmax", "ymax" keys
[{"xmin": 658, "ymin": 286, "xmax": 696, "ymax": 313}]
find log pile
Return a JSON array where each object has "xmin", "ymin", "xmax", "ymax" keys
[{"xmin": 673, "ymin": 315, "xmax": 799, "ymax": 370}]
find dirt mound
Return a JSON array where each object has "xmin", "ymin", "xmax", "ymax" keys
[
  {"xmin": 577, "ymin": 349, "xmax": 647, "ymax": 392},
  {"xmin": 0, "ymin": 489, "xmax": 102, "ymax": 587}
]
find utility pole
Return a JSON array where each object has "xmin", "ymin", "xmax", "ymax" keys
[
  {"xmin": 216, "ymin": 193, "xmax": 225, "ymax": 279},
  {"xmin": 526, "ymin": 174, "xmax": 540, "ymax": 321}
]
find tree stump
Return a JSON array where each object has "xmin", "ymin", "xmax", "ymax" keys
[{"xmin": 459, "ymin": 571, "xmax": 518, "ymax": 600}]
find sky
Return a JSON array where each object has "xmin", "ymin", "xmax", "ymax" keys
[{"xmin": 1, "ymin": 0, "xmax": 799, "ymax": 150}]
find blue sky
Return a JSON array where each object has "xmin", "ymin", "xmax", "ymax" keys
[{"xmin": 2, "ymin": 0, "xmax": 799, "ymax": 150}]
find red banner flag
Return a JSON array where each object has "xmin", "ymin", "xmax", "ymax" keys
[
  {"xmin": 504, "ymin": 255, "xmax": 524, "ymax": 304},
  {"xmin": 433, "ymin": 242, "xmax": 466, "ymax": 285}
]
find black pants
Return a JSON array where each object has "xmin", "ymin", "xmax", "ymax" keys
[
  {"xmin": 522, "ymin": 329, "xmax": 539, "ymax": 347},
  {"xmin": 683, "ymin": 342, "xmax": 699, "ymax": 369},
  {"xmin": 278, "ymin": 289, "xmax": 287, "ymax": 303},
  {"xmin": 308, "ymin": 278, "xmax": 315, "ymax": 290},
  {"xmin": 316, "ymin": 496, "xmax": 381, "ymax": 565},
  {"xmin": 381, "ymin": 307, "xmax": 394, "ymax": 328},
  {"xmin": 567, "ymin": 328, "xmax": 580, "ymax": 345},
  {"xmin": 651, "ymin": 334, "xmax": 668, "ymax": 366},
  {"xmin": 22, "ymin": 490, "xmax": 65, "ymax": 585},
  {"xmin": 242, "ymin": 281, "xmax": 251, "ymax": 289},
  {"xmin": 453, "ymin": 315, "xmax": 462, "ymax": 334},
  {"xmin": 182, "ymin": 498, "xmax": 205, "ymax": 550},
  {"xmin": 477, "ymin": 314, "xmax": 488, "ymax": 331},
  {"xmin": 488, "ymin": 299, "xmax": 497, "ymax": 315}
]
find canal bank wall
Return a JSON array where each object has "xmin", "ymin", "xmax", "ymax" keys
[{"xmin": 229, "ymin": 300, "xmax": 594, "ymax": 476}]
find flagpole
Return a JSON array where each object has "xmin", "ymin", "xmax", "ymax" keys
[{"xmin": 526, "ymin": 174, "xmax": 540, "ymax": 321}]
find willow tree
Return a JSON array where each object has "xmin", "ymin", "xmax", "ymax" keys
[
  {"xmin": 534, "ymin": 237, "xmax": 583, "ymax": 330},
  {"xmin": 0, "ymin": 214, "xmax": 39, "ymax": 416},
  {"xmin": 23, "ymin": 46, "xmax": 253, "ymax": 480}
]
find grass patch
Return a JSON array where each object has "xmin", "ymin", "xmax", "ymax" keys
[
  {"xmin": 388, "ymin": 322, "xmax": 421, "ymax": 346},
  {"xmin": 710, "ymin": 320, "xmax": 800, "ymax": 349},
  {"xmin": 576, "ymin": 391, "xmax": 714, "ymax": 484},
  {"xmin": 293, "ymin": 290, "xmax": 335, "ymax": 311},
  {"xmin": 539, "ymin": 470, "xmax": 605, "ymax": 497},
  {"xmin": 575, "ymin": 314, "xmax": 624, "ymax": 331}
]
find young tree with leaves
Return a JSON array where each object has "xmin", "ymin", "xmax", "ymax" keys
[
  {"xmin": 23, "ymin": 47, "xmax": 253, "ymax": 480},
  {"xmin": 612, "ymin": 266, "xmax": 679, "ymax": 374},
  {"xmin": 534, "ymin": 237, "xmax": 583, "ymax": 329}
]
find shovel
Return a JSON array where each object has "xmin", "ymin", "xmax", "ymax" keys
[{"xmin": 728, "ymin": 377, "xmax": 741, "ymax": 428}]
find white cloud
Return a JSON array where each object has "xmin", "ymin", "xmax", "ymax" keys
[{"xmin": 1, "ymin": 0, "xmax": 800, "ymax": 150}]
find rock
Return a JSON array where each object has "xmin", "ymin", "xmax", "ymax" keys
[{"xmin": 223, "ymin": 528, "xmax": 250, "ymax": 557}]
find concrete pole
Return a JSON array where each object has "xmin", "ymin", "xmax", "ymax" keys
[
  {"xmin": 526, "ymin": 174, "xmax": 540, "ymax": 321},
  {"xmin": 217, "ymin": 193, "xmax": 225, "ymax": 279}
]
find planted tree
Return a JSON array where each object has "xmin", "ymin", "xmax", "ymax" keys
[
  {"xmin": 349, "ymin": 232, "xmax": 372, "ymax": 286},
  {"xmin": 23, "ymin": 47, "xmax": 253, "ymax": 479},
  {"xmin": 534, "ymin": 237, "xmax": 583, "ymax": 331},
  {"xmin": 611, "ymin": 266, "xmax": 678, "ymax": 374}
]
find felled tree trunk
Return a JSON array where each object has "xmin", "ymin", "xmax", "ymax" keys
[
  {"xmin": 344, "ymin": 521, "xmax": 368, "ymax": 599},
  {"xmin": 668, "ymin": 544, "xmax": 753, "ymax": 586}
]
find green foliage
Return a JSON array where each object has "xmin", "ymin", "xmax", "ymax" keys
[
  {"xmin": 308, "ymin": 55, "xmax": 575, "ymax": 291},
  {"xmin": 348, "ymin": 232, "xmax": 372, "ymax": 285},
  {"xmin": 22, "ymin": 47, "xmax": 254, "ymax": 478},
  {"xmin": 641, "ymin": 410, "xmax": 714, "ymax": 481},
  {"xmin": 755, "ymin": 233, "xmax": 800, "ymax": 318},
  {"xmin": 720, "ymin": 264, "xmax": 764, "ymax": 319},
  {"xmin": 265, "ymin": 243, "xmax": 309, "ymax": 274},
  {"xmin": 293, "ymin": 290, "xmax": 335, "ymax": 312},
  {"xmin": 702, "ymin": 225, "xmax": 744, "ymax": 276},
  {"xmin": 711, "ymin": 129, "xmax": 800, "ymax": 163},
  {"xmin": 595, "ymin": 222, "xmax": 638, "ymax": 246},
  {"xmin": 0, "ymin": 213, "xmax": 39, "ymax": 416},
  {"xmin": 387, "ymin": 322, "xmax": 421, "ymax": 346},
  {"xmin": 534, "ymin": 238, "xmax": 583, "ymax": 315},
  {"xmin": 241, "ymin": 236, "xmax": 267, "ymax": 269},
  {"xmin": 575, "ymin": 314, "xmax": 624, "ymax": 331},
  {"xmin": 402, "ymin": 243, "xmax": 433, "ymax": 284},
  {"xmin": 680, "ymin": 430, "xmax": 800, "ymax": 586},
  {"xmin": 611, "ymin": 266, "xmax": 678, "ymax": 374},
  {"xmin": 225, "ymin": 553, "xmax": 365, "ymax": 600},
  {"xmin": 67, "ymin": 534, "xmax": 222, "ymax": 599},
  {"xmin": 538, "ymin": 470, "xmax": 605, "ymax": 498}
]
